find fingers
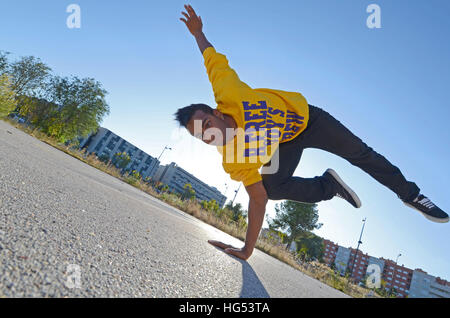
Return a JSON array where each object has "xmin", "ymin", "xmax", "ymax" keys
[
  {"xmin": 184, "ymin": 4, "xmax": 198, "ymax": 17},
  {"xmin": 180, "ymin": 4, "xmax": 201, "ymax": 29},
  {"xmin": 181, "ymin": 11, "xmax": 189, "ymax": 20},
  {"xmin": 208, "ymin": 240, "xmax": 232, "ymax": 250}
]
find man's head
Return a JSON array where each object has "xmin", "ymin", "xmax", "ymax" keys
[{"xmin": 174, "ymin": 103, "xmax": 235, "ymax": 146}]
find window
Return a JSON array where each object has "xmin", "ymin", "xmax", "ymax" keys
[{"xmin": 94, "ymin": 141, "xmax": 104, "ymax": 152}]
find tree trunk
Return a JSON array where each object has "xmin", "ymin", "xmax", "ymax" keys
[{"xmin": 286, "ymin": 240, "xmax": 292, "ymax": 251}]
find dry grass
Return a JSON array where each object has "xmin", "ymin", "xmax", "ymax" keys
[{"xmin": 2, "ymin": 117, "xmax": 381, "ymax": 298}]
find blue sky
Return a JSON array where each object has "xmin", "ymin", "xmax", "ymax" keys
[{"xmin": 2, "ymin": 0, "xmax": 449, "ymax": 280}]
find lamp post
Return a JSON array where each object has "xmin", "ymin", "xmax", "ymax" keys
[
  {"xmin": 149, "ymin": 145, "xmax": 172, "ymax": 181},
  {"xmin": 349, "ymin": 217, "xmax": 367, "ymax": 282},
  {"xmin": 231, "ymin": 183, "xmax": 241, "ymax": 206},
  {"xmin": 389, "ymin": 253, "xmax": 402, "ymax": 296}
]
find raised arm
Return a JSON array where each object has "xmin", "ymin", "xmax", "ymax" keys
[{"xmin": 180, "ymin": 4, "xmax": 212, "ymax": 54}]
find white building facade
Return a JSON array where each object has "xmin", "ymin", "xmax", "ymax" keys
[
  {"xmin": 79, "ymin": 127, "xmax": 159, "ymax": 179},
  {"xmin": 155, "ymin": 162, "xmax": 227, "ymax": 208}
]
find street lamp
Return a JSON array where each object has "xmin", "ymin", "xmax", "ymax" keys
[
  {"xmin": 230, "ymin": 183, "xmax": 241, "ymax": 206},
  {"xmin": 149, "ymin": 145, "xmax": 172, "ymax": 181},
  {"xmin": 349, "ymin": 217, "xmax": 367, "ymax": 282},
  {"xmin": 389, "ymin": 253, "xmax": 402, "ymax": 296}
]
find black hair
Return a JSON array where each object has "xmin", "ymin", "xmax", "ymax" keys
[{"xmin": 174, "ymin": 103, "xmax": 214, "ymax": 128}]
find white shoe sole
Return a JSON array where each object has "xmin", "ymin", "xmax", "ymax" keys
[
  {"xmin": 326, "ymin": 169, "xmax": 362, "ymax": 208},
  {"xmin": 403, "ymin": 202, "xmax": 449, "ymax": 224}
]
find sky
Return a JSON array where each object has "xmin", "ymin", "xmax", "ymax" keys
[{"xmin": 1, "ymin": 0, "xmax": 449, "ymax": 280}]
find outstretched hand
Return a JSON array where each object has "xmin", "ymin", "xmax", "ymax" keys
[
  {"xmin": 180, "ymin": 4, "xmax": 203, "ymax": 36},
  {"xmin": 208, "ymin": 240, "xmax": 251, "ymax": 261}
]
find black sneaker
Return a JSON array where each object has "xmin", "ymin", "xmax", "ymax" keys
[
  {"xmin": 324, "ymin": 169, "xmax": 362, "ymax": 208},
  {"xmin": 403, "ymin": 194, "xmax": 449, "ymax": 223}
]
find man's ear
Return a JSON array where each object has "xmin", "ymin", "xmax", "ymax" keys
[{"xmin": 213, "ymin": 109, "xmax": 224, "ymax": 120}]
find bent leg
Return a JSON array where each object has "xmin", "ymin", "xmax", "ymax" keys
[
  {"xmin": 303, "ymin": 105, "xmax": 420, "ymax": 202},
  {"xmin": 261, "ymin": 110, "xmax": 337, "ymax": 203}
]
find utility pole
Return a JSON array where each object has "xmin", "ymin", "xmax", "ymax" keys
[{"xmin": 349, "ymin": 217, "xmax": 367, "ymax": 282}]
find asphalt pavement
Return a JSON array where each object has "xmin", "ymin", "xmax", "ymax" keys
[{"xmin": 0, "ymin": 120, "xmax": 349, "ymax": 298}]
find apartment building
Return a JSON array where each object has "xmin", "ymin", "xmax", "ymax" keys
[
  {"xmin": 348, "ymin": 249, "xmax": 371, "ymax": 283},
  {"xmin": 334, "ymin": 246, "xmax": 351, "ymax": 275},
  {"xmin": 79, "ymin": 127, "xmax": 159, "ymax": 179},
  {"xmin": 154, "ymin": 162, "xmax": 227, "ymax": 208},
  {"xmin": 323, "ymin": 239, "xmax": 339, "ymax": 265},
  {"xmin": 409, "ymin": 269, "xmax": 450, "ymax": 298},
  {"xmin": 380, "ymin": 258, "xmax": 413, "ymax": 298},
  {"xmin": 321, "ymin": 238, "xmax": 449, "ymax": 298}
]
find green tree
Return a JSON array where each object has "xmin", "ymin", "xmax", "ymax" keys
[
  {"xmin": 42, "ymin": 76, "xmax": 110, "ymax": 142},
  {"xmin": 112, "ymin": 152, "xmax": 131, "ymax": 170},
  {"xmin": 202, "ymin": 199, "xmax": 219, "ymax": 214},
  {"xmin": 294, "ymin": 232, "xmax": 325, "ymax": 262},
  {"xmin": 6, "ymin": 55, "xmax": 51, "ymax": 119},
  {"xmin": 0, "ymin": 74, "xmax": 17, "ymax": 118},
  {"xmin": 297, "ymin": 247, "xmax": 309, "ymax": 262},
  {"xmin": 125, "ymin": 170, "xmax": 141, "ymax": 186},
  {"xmin": 0, "ymin": 51, "xmax": 9, "ymax": 74},
  {"xmin": 18, "ymin": 96, "xmax": 58, "ymax": 130},
  {"xmin": 98, "ymin": 153, "xmax": 111, "ymax": 164},
  {"xmin": 8, "ymin": 55, "xmax": 51, "ymax": 97},
  {"xmin": 224, "ymin": 201, "xmax": 247, "ymax": 222},
  {"xmin": 182, "ymin": 183, "xmax": 196, "ymax": 201},
  {"xmin": 161, "ymin": 184, "xmax": 169, "ymax": 193},
  {"xmin": 267, "ymin": 200, "xmax": 322, "ymax": 251}
]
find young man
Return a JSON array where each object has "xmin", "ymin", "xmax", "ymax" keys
[{"xmin": 178, "ymin": 5, "xmax": 448, "ymax": 261}]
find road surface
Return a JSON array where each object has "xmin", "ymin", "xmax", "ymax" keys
[{"xmin": 0, "ymin": 120, "xmax": 349, "ymax": 297}]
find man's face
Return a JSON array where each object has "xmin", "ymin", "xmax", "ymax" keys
[{"xmin": 186, "ymin": 109, "xmax": 229, "ymax": 146}]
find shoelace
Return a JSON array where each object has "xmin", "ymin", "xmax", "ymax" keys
[{"xmin": 414, "ymin": 196, "xmax": 435, "ymax": 209}]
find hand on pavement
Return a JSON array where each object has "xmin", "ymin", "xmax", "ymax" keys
[{"xmin": 208, "ymin": 240, "xmax": 251, "ymax": 261}]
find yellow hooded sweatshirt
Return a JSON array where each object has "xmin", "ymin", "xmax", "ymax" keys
[{"xmin": 203, "ymin": 47, "xmax": 309, "ymax": 187}]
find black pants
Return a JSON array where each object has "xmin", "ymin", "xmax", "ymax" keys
[{"xmin": 261, "ymin": 105, "xmax": 420, "ymax": 203}]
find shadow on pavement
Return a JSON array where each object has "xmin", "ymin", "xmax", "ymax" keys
[
  {"xmin": 210, "ymin": 245, "xmax": 270, "ymax": 298},
  {"xmin": 239, "ymin": 260, "xmax": 270, "ymax": 298}
]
